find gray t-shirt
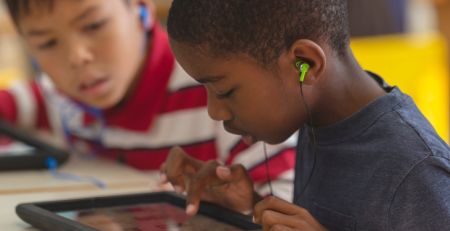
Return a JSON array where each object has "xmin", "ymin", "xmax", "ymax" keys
[{"xmin": 294, "ymin": 73, "xmax": 450, "ymax": 230}]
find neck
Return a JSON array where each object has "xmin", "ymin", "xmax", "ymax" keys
[{"xmin": 310, "ymin": 47, "xmax": 386, "ymax": 126}]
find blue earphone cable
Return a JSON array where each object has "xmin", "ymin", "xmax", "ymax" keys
[
  {"xmin": 35, "ymin": 76, "xmax": 107, "ymax": 188},
  {"xmin": 45, "ymin": 157, "xmax": 107, "ymax": 189}
]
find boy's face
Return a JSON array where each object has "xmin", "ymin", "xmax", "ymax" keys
[
  {"xmin": 19, "ymin": 0, "xmax": 148, "ymax": 108},
  {"xmin": 170, "ymin": 41, "xmax": 306, "ymax": 145}
]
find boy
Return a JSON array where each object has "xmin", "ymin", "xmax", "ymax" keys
[
  {"xmin": 160, "ymin": 0, "xmax": 450, "ymax": 230},
  {"xmin": 0, "ymin": 0, "xmax": 295, "ymax": 200}
]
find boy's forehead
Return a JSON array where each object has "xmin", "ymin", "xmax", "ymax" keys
[
  {"xmin": 171, "ymin": 51, "xmax": 234, "ymax": 84},
  {"xmin": 170, "ymin": 40, "xmax": 220, "ymax": 75},
  {"xmin": 18, "ymin": 0, "xmax": 80, "ymax": 18},
  {"xmin": 169, "ymin": 37, "xmax": 268, "ymax": 75},
  {"xmin": 171, "ymin": 40, "xmax": 268, "ymax": 85},
  {"xmin": 17, "ymin": 0, "xmax": 115, "ymax": 30}
]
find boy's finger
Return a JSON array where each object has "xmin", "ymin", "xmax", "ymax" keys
[
  {"xmin": 185, "ymin": 160, "xmax": 220, "ymax": 215},
  {"xmin": 164, "ymin": 146, "xmax": 192, "ymax": 192},
  {"xmin": 259, "ymin": 210, "xmax": 308, "ymax": 231},
  {"xmin": 152, "ymin": 182, "xmax": 175, "ymax": 192},
  {"xmin": 216, "ymin": 164, "xmax": 249, "ymax": 183},
  {"xmin": 166, "ymin": 146, "xmax": 204, "ymax": 172},
  {"xmin": 268, "ymin": 224, "xmax": 294, "ymax": 231},
  {"xmin": 160, "ymin": 162, "xmax": 167, "ymax": 173},
  {"xmin": 159, "ymin": 163, "xmax": 168, "ymax": 183},
  {"xmin": 254, "ymin": 196, "xmax": 305, "ymax": 224}
]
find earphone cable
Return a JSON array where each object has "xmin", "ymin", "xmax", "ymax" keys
[
  {"xmin": 35, "ymin": 74, "xmax": 106, "ymax": 188},
  {"xmin": 263, "ymin": 142, "xmax": 274, "ymax": 196},
  {"xmin": 294, "ymin": 81, "xmax": 317, "ymax": 205}
]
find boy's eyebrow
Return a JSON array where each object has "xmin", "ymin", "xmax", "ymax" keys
[
  {"xmin": 27, "ymin": 6, "xmax": 100, "ymax": 37},
  {"xmin": 27, "ymin": 30, "xmax": 51, "ymax": 36},
  {"xmin": 197, "ymin": 75, "xmax": 227, "ymax": 84},
  {"xmin": 70, "ymin": 6, "xmax": 100, "ymax": 25}
]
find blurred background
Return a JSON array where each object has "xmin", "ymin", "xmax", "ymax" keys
[{"xmin": 0, "ymin": 0, "xmax": 449, "ymax": 141}]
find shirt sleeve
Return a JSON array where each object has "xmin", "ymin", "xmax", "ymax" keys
[
  {"xmin": 215, "ymin": 125, "xmax": 297, "ymax": 202},
  {"xmin": 0, "ymin": 89, "xmax": 17, "ymax": 123},
  {"xmin": 0, "ymin": 79, "xmax": 50, "ymax": 130},
  {"xmin": 389, "ymin": 156, "xmax": 450, "ymax": 230}
]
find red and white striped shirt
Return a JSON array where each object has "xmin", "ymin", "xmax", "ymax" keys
[{"xmin": 0, "ymin": 24, "xmax": 296, "ymax": 200}]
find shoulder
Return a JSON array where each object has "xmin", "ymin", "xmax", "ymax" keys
[
  {"xmin": 389, "ymin": 93, "xmax": 450, "ymax": 159},
  {"xmin": 364, "ymin": 87, "xmax": 450, "ymax": 162},
  {"xmin": 389, "ymin": 155, "xmax": 450, "ymax": 230}
]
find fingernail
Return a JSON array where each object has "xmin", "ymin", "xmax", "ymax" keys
[
  {"xmin": 217, "ymin": 166, "xmax": 231, "ymax": 176},
  {"xmin": 186, "ymin": 204, "xmax": 196, "ymax": 215},
  {"xmin": 174, "ymin": 185, "xmax": 183, "ymax": 194},
  {"xmin": 252, "ymin": 216, "xmax": 256, "ymax": 223},
  {"xmin": 160, "ymin": 173, "xmax": 167, "ymax": 182}
]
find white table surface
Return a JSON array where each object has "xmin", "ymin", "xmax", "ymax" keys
[{"xmin": 0, "ymin": 156, "xmax": 162, "ymax": 230}]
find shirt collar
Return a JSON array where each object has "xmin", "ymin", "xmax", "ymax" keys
[{"xmin": 305, "ymin": 72, "xmax": 411, "ymax": 145}]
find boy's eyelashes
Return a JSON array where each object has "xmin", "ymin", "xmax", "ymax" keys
[
  {"xmin": 39, "ymin": 39, "xmax": 57, "ymax": 50},
  {"xmin": 216, "ymin": 89, "xmax": 234, "ymax": 99},
  {"xmin": 83, "ymin": 19, "xmax": 108, "ymax": 32},
  {"xmin": 36, "ymin": 19, "xmax": 108, "ymax": 50}
]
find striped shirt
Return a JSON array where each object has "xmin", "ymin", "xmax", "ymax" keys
[{"xmin": 0, "ymin": 24, "xmax": 296, "ymax": 200}]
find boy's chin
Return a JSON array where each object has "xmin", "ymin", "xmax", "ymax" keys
[
  {"xmin": 261, "ymin": 133, "xmax": 295, "ymax": 145},
  {"xmin": 78, "ymin": 94, "xmax": 123, "ymax": 109},
  {"xmin": 244, "ymin": 135, "xmax": 290, "ymax": 146}
]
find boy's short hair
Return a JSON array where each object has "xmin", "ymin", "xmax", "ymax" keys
[
  {"xmin": 5, "ymin": 0, "xmax": 52, "ymax": 25},
  {"xmin": 4, "ymin": 0, "xmax": 130, "ymax": 25},
  {"xmin": 167, "ymin": 0, "xmax": 350, "ymax": 67}
]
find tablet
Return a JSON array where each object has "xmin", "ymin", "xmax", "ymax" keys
[
  {"xmin": 0, "ymin": 120, "xmax": 68, "ymax": 171},
  {"xmin": 16, "ymin": 191, "xmax": 262, "ymax": 231}
]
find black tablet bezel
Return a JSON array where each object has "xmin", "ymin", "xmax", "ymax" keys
[
  {"xmin": 16, "ymin": 191, "xmax": 262, "ymax": 231},
  {"xmin": 0, "ymin": 120, "xmax": 69, "ymax": 171}
]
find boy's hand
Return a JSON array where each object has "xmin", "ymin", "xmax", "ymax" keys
[
  {"xmin": 253, "ymin": 196, "xmax": 328, "ymax": 231},
  {"xmin": 160, "ymin": 146, "xmax": 261, "ymax": 215}
]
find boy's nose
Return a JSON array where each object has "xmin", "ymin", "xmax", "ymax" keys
[
  {"xmin": 207, "ymin": 94, "xmax": 233, "ymax": 122},
  {"xmin": 68, "ymin": 44, "xmax": 94, "ymax": 68}
]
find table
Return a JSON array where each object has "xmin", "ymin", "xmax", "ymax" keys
[
  {"xmin": 0, "ymin": 155, "xmax": 154, "ymax": 195},
  {"xmin": 0, "ymin": 156, "xmax": 161, "ymax": 230}
]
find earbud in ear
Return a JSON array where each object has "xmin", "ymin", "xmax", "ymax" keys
[
  {"xmin": 31, "ymin": 57, "xmax": 40, "ymax": 72},
  {"xmin": 139, "ymin": 5, "xmax": 151, "ymax": 30},
  {"xmin": 295, "ymin": 61, "xmax": 310, "ymax": 82}
]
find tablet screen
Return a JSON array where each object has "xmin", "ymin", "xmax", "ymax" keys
[
  {"xmin": 57, "ymin": 203, "xmax": 244, "ymax": 231},
  {"xmin": 0, "ymin": 135, "xmax": 35, "ymax": 156}
]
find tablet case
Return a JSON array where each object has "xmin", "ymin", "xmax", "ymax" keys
[
  {"xmin": 0, "ymin": 120, "xmax": 68, "ymax": 171},
  {"xmin": 16, "ymin": 191, "xmax": 262, "ymax": 231}
]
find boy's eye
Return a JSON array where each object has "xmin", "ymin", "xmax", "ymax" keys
[
  {"xmin": 216, "ymin": 89, "xmax": 234, "ymax": 99},
  {"xmin": 84, "ymin": 20, "xmax": 106, "ymax": 32},
  {"xmin": 39, "ymin": 39, "xmax": 57, "ymax": 49}
]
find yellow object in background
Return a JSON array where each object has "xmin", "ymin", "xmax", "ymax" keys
[
  {"xmin": 351, "ymin": 32, "xmax": 449, "ymax": 142},
  {"xmin": 0, "ymin": 69, "xmax": 26, "ymax": 89}
]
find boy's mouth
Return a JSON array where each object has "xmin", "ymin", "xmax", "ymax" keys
[
  {"xmin": 224, "ymin": 122, "xmax": 256, "ymax": 145},
  {"xmin": 241, "ymin": 134, "xmax": 255, "ymax": 146},
  {"xmin": 79, "ymin": 77, "xmax": 109, "ymax": 96}
]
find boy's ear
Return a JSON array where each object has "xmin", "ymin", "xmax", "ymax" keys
[
  {"xmin": 132, "ymin": 0, "xmax": 157, "ymax": 31},
  {"xmin": 288, "ymin": 39, "xmax": 326, "ymax": 85}
]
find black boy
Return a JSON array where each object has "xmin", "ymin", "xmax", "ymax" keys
[{"xmin": 161, "ymin": 0, "xmax": 450, "ymax": 230}]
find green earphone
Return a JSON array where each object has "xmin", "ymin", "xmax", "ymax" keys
[
  {"xmin": 295, "ymin": 61, "xmax": 310, "ymax": 82},
  {"xmin": 294, "ymin": 60, "xmax": 316, "ymax": 205}
]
